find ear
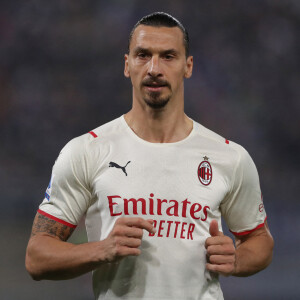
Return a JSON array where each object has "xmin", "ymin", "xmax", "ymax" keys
[
  {"xmin": 124, "ymin": 54, "xmax": 130, "ymax": 78},
  {"xmin": 184, "ymin": 56, "xmax": 193, "ymax": 78}
]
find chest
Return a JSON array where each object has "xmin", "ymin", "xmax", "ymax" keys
[{"xmin": 91, "ymin": 144, "xmax": 231, "ymax": 220}]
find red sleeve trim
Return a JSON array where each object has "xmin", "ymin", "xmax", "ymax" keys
[
  {"xmin": 88, "ymin": 131, "xmax": 98, "ymax": 138},
  {"xmin": 230, "ymin": 217, "xmax": 267, "ymax": 236},
  {"xmin": 38, "ymin": 209, "xmax": 77, "ymax": 228}
]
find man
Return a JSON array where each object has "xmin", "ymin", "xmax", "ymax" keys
[{"xmin": 26, "ymin": 12, "xmax": 273, "ymax": 299}]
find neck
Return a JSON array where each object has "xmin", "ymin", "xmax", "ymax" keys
[{"xmin": 124, "ymin": 98, "xmax": 193, "ymax": 143}]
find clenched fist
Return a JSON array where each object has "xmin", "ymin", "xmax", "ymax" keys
[
  {"xmin": 101, "ymin": 217, "xmax": 155, "ymax": 263},
  {"xmin": 205, "ymin": 220, "xmax": 236, "ymax": 276}
]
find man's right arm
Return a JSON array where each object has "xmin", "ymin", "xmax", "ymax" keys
[{"xmin": 25, "ymin": 212, "xmax": 155, "ymax": 280}]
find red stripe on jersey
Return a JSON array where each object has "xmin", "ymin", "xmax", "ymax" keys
[
  {"xmin": 225, "ymin": 139, "xmax": 229, "ymax": 144},
  {"xmin": 230, "ymin": 217, "xmax": 267, "ymax": 236},
  {"xmin": 89, "ymin": 131, "xmax": 98, "ymax": 138},
  {"xmin": 37, "ymin": 209, "xmax": 77, "ymax": 228}
]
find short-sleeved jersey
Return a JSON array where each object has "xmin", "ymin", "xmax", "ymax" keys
[{"xmin": 39, "ymin": 116, "xmax": 266, "ymax": 300}]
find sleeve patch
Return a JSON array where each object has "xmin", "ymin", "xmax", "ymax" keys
[{"xmin": 225, "ymin": 139, "xmax": 229, "ymax": 144}]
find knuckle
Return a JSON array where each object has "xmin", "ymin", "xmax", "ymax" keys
[
  {"xmin": 209, "ymin": 255, "xmax": 217, "ymax": 263},
  {"xmin": 225, "ymin": 236, "xmax": 233, "ymax": 245},
  {"xmin": 112, "ymin": 228, "xmax": 120, "ymax": 237},
  {"xmin": 114, "ymin": 226, "xmax": 125, "ymax": 237},
  {"xmin": 131, "ymin": 227, "xmax": 142, "ymax": 238},
  {"xmin": 114, "ymin": 245, "xmax": 121, "ymax": 256},
  {"xmin": 137, "ymin": 228, "xmax": 143, "ymax": 237},
  {"xmin": 115, "ymin": 245, "xmax": 124, "ymax": 257},
  {"xmin": 224, "ymin": 236, "xmax": 230, "ymax": 242},
  {"xmin": 113, "ymin": 236, "xmax": 122, "ymax": 245},
  {"xmin": 206, "ymin": 245, "xmax": 213, "ymax": 255},
  {"xmin": 115, "ymin": 218, "xmax": 123, "ymax": 226},
  {"xmin": 134, "ymin": 248, "xmax": 141, "ymax": 256},
  {"xmin": 206, "ymin": 237, "xmax": 212, "ymax": 244},
  {"xmin": 136, "ymin": 218, "xmax": 143, "ymax": 227},
  {"xmin": 226, "ymin": 244, "xmax": 235, "ymax": 253},
  {"xmin": 224, "ymin": 265, "xmax": 231, "ymax": 272}
]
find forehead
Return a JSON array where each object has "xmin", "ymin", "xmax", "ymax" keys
[{"xmin": 130, "ymin": 25, "xmax": 185, "ymax": 53}]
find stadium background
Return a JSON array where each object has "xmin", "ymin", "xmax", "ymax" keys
[{"xmin": 1, "ymin": 1, "xmax": 299, "ymax": 299}]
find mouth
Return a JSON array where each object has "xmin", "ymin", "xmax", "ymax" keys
[
  {"xmin": 143, "ymin": 80, "xmax": 169, "ymax": 92},
  {"xmin": 144, "ymin": 84, "xmax": 166, "ymax": 92}
]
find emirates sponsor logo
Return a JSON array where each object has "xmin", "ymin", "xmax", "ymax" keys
[{"xmin": 107, "ymin": 194, "xmax": 210, "ymax": 240}]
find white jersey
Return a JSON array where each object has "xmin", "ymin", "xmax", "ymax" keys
[{"xmin": 39, "ymin": 116, "xmax": 266, "ymax": 300}]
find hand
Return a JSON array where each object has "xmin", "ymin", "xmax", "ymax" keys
[
  {"xmin": 205, "ymin": 220, "xmax": 236, "ymax": 276},
  {"xmin": 101, "ymin": 217, "xmax": 155, "ymax": 263}
]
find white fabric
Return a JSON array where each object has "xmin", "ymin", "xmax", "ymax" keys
[{"xmin": 39, "ymin": 116, "xmax": 266, "ymax": 300}]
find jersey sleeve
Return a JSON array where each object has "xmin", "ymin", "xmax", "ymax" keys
[
  {"xmin": 220, "ymin": 145, "xmax": 266, "ymax": 236},
  {"xmin": 38, "ymin": 136, "xmax": 92, "ymax": 227}
]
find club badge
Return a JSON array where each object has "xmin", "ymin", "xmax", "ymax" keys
[{"xmin": 198, "ymin": 156, "xmax": 212, "ymax": 186}]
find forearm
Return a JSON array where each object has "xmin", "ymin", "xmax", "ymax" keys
[
  {"xmin": 26, "ymin": 235, "xmax": 106, "ymax": 280},
  {"xmin": 26, "ymin": 216, "xmax": 154, "ymax": 281},
  {"xmin": 233, "ymin": 231, "xmax": 274, "ymax": 277}
]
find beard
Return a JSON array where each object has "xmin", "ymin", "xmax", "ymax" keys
[
  {"xmin": 143, "ymin": 92, "xmax": 170, "ymax": 109},
  {"xmin": 141, "ymin": 76, "xmax": 172, "ymax": 109}
]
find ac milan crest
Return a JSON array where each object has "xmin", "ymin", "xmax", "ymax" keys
[{"xmin": 198, "ymin": 156, "xmax": 212, "ymax": 186}]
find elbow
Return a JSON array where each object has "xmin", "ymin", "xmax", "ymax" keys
[
  {"xmin": 265, "ymin": 234, "xmax": 274, "ymax": 267},
  {"xmin": 25, "ymin": 254, "xmax": 42, "ymax": 281},
  {"xmin": 25, "ymin": 244, "xmax": 44, "ymax": 281},
  {"xmin": 256, "ymin": 232, "xmax": 274, "ymax": 273},
  {"xmin": 264, "ymin": 220, "xmax": 275, "ymax": 268}
]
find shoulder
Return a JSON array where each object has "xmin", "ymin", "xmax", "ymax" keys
[
  {"xmin": 51, "ymin": 117, "xmax": 125, "ymax": 180},
  {"xmin": 88, "ymin": 116, "xmax": 126, "ymax": 142},
  {"xmin": 194, "ymin": 121, "xmax": 247, "ymax": 155},
  {"xmin": 61, "ymin": 116, "xmax": 125, "ymax": 156},
  {"xmin": 193, "ymin": 121, "xmax": 255, "ymax": 170}
]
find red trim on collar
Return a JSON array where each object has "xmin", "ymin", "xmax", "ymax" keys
[{"xmin": 89, "ymin": 131, "xmax": 98, "ymax": 138}]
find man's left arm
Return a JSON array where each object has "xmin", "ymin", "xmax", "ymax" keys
[{"xmin": 205, "ymin": 219, "xmax": 274, "ymax": 277}]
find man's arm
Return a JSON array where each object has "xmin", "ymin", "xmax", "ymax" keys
[
  {"xmin": 25, "ymin": 212, "xmax": 155, "ymax": 280},
  {"xmin": 232, "ymin": 220, "xmax": 273, "ymax": 276},
  {"xmin": 205, "ymin": 220, "xmax": 274, "ymax": 277}
]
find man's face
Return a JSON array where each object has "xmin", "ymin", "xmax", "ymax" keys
[{"xmin": 124, "ymin": 25, "xmax": 193, "ymax": 109}]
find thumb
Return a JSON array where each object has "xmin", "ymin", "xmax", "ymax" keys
[{"xmin": 209, "ymin": 220, "xmax": 224, "ymax": 237}]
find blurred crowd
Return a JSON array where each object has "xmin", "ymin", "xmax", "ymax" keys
[
  {"xmin": 0, "ymin": 0, "xmax": 299, "ymax": 229},
  {"xmin": 1, "ymin": 1, "xmax": 299, "ymax": 299}
]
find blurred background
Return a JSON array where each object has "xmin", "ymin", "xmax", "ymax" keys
[{"xmin": 1, "ymin": 0, "xmax": 299, "ymax": 299}]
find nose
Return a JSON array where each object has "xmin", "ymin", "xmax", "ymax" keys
[{"xmin": 148, "ymin": 55, "xmax": 162, "ymax": 77}]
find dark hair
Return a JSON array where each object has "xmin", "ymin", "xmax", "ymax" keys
[{"xmin": 128, "ymin": 12, "xmax": 189, "ymax": 57}]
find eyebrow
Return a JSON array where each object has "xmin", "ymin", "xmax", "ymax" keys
[
  {"xmin": 133, "ymin": 47, "xmax": 151, "ymax": 55},
  {"xmin": 133, "ymin": 47, "xmax": 179, "ymax": 56}
]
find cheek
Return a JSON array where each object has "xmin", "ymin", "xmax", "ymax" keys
[
  {"xmin": 129, "ymin": 64, "xmax": 145, "ymax": 80},
  {"xmin": 129, "ymin": 72, "xmax": 144, "ymax": 90},
  {"xmin": 168, "ymin": 69, "xmax": 185, "ymax": 87}
]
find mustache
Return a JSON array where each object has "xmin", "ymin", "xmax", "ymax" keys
[{"xmin": 141, "ymin": 77, "xmax": 171, "ymax": 89}]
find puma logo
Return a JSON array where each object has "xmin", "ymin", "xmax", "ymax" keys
[{"xmin": 109, "ymin": 161, "xmax": 131, "ymax": 176}]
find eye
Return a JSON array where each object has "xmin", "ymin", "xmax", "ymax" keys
[
  {"xmin": 164, "ymin": 54, "xmax": 175, "ymax": 60},
  {"xmin": 137, "ymin": 52, "xmax": 149, "ymax": 59}
]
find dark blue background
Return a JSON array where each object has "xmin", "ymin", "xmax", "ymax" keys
[{"xmin": 1, "ymin": 1, "xmax": 299, "ymax": 299}]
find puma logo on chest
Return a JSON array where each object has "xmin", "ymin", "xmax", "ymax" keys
[{"xmin": 109, "ymin": 161, "xmax": 131, "ymax": 176}]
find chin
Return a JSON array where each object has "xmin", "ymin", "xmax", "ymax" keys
[
  {"xmin": 143, "ymin": 92, "xmax": 171, "ymax": 109},
  {"xmin": 144, "ymin": 97, "xmax": 170, "ymax": 109}
]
